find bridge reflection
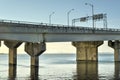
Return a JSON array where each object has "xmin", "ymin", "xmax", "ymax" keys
[
  {"xmin": 76, "ymin": 61, "xmax": 120, "ymax": 80},
  {"xmin": 8, "ymin": 61, "xmax": 120, "ymax": 80},
  {"xmin": 114, "ymin": 62, "xmax": 120, "ymax": 80},
  {"xmin": 8, "ymin": 65, "xmax": 39, "ymax": 80},
  {"xmin": 8, "ymin": 65, "xmax": 16, "ymax": 80},
  {"xmin": 76, "ymin": 61, "xmax": 98, "ymax": 80},
  {"xmin": 8, "ymin": 61, "xmax": 99, "ymax": 80},
  {"xmin": 30, "ymin": 66, "xmax": 39, "ymax": 80}
]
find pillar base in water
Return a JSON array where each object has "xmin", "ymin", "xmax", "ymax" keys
[
  {"xmin": 25, "ymin": 42, "xmax": 46, "ymax": 79},
  {"xmin": 4, "ymin": 40, "xmax": 22, "ymax": 80}
]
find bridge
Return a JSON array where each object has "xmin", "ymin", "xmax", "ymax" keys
[
  {"xmin": 0, "ymin": 19, "xmax": 120, "ymax": 79},
  {"xmin": 0, "ymin": 19, "xmax": 120, "ymax": 42}
]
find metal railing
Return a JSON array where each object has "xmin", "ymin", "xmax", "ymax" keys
[{"xmin": 0, "ymin": 19, "xmax": 120, "ymax": 32}]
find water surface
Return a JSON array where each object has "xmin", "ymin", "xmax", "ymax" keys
[{"xmin": 0, "ymin": 53, "xmax": 120, "ymax": 80}]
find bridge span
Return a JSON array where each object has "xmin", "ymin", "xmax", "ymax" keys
[
  {"xmin": 0, "ymin": 19, "xmax": 120, "ymax": 79},
  {"xmin": 0, "ymin": 19, "xmax": 120, "ymax": 42}
]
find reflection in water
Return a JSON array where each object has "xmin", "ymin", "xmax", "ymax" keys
[
  {"xmin": 76, "ymin": 61, "xmax": 120, "ymax": 80},
  {"xmin": 9, "ymin": 64, "xmax": 16, "ymax": 80},
  {"xmin": 7, "ymin": 58, "xmax": 120, "ymax": 80},
  {"xmin": 9, "ymin": 65, "xmax": 39, "ymax": 80},
  {"xmin": 31, "ymin": 66, "xmax": 39, "ymax": 80},
  {"xmin": 114, "ymin": 62, "xmax": 120, "ymax": 80},
  {"xmin": 77, "ymin": 61, "xmax": 98, "ymax": 80}
]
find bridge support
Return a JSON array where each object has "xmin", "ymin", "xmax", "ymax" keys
[
  {"xmin": 72, "ymin": 41, "xmax": 103, "ymax": 61},
  {"xmin": 108, "ymin": 40, "xmax": 120, "ymax": 61},
  {"xmin": 4, "ymin": 40, "xmax": 22, "ymax": 65},
  {"xmin": 25, "ymin": 42, "xmax": 46, "ymax": 79},
  {"xmin": 4, "ymin": 40, "xmax": 22, "ymax": 79}
]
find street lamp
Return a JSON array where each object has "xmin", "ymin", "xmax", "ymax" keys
[
  {"xmin": 49, "ymin": 12, "xmax": 55, "ymax": 24},
  {"xmin": 67, "ymin": 9, "xmax": 74, "ymax": 26},
  {"xmin": 85, "ymin": 3, "xmax": 94, "ymax": 29}
]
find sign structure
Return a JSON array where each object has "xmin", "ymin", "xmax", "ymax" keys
[
  {"xmin": 72, "ymin": 13, "xmax": 107, "ymax": 29},
  {"xmin": 93, "ymin": 14, "xmax": 104, "ymax": 20},
  {"xmin": 80, "ymin": 17, "xmax": 88, "ymax": 22}
]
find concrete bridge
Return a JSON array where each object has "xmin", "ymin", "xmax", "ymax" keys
[{"xmin": 0, "ymin": 19, "xmax": 120, "ymax": 79}]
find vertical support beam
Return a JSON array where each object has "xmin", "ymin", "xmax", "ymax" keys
[
  {"xmin": 4, "ymin": 40, "xmax": 22, "ymax": 79},
  {"xmin": 25, "ymin": 42, "xmax": 46, "ymax": 79},
  {"xmin": 72, "ymin": 41, "xmax": 103, "ymax": 61},
  {"xmin": 108, "ymin": 40, "xmax": 120, "ymax": 61},
  {"xmin": 9, "ymin": 48, "xmax": 17, "ymax": 65},
  {"xmin": 77, "ymin": 61, "xmax": 98, "ymax": 80},
  {"xmin": 4, "ymin": 40, "xmax": 22, "ymax": 65},
  {"xmin": 31, "ymin": 56, "xmax": 39, "ymax": 67}
]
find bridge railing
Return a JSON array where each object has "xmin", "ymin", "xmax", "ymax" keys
[
  {"xmin": 0, "ymin": 19, "xmax": 48, "ymax": 25},
  {"xmin": 0, "ymin": 19, "xmax": 71, "ymax": 27},
  {"xmin": 0, "ymin": 18, "xmax": 80, "ymax": 28},
  {"xmin": 0, "ymin": 19, "xmax": 120, "ymax": 32}
]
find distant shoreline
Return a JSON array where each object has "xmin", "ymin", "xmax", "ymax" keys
[
  {"xmin": 0, "ymin": 53, "xmax": 7, "ymax": 55},
  {"xmin": 0, "ymin": 52, "xmax": 114, "ymax": 55}
]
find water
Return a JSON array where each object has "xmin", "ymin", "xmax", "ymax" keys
[{"xmin": 0, "ymin": 53, "xmax": 120, "ymax": 80}]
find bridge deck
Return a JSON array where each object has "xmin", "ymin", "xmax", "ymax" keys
[{"xmin": 0, "ymin": 19, "xmax": 120, "ymax": 42}]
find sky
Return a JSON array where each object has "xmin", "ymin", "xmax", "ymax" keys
[{"xmin": 0, "ymin": 0, "xmax": 119, "ymax": 54}]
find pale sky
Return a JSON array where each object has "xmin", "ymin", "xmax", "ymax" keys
[
  {"xmin": 0, "ymin": 0, "xmax": 120, "ymax": 27},
  {"xmin": 0, "ymin": 0, "xmax": 118, "ymax": 54}
]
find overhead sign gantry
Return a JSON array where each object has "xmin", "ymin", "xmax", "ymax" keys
[{"xmin": 72, "ymin": 13, "xmax": 107, "ymax": 29}]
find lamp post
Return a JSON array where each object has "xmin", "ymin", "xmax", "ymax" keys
[
  {"xmin": 67, "ymin": 9, "xmax": 74, "ymax": 26},
  {"xmin": 85, "ymin": 3, "xmax": 94, "ymax": 29},
  {"xmin": 49, "ymin": 12, "xmax": 55, "ymax": 24}
]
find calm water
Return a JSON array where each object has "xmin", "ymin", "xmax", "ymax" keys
[{"xmin": 0, "ymin": 53, "xmax": 120, "ymax": 80}]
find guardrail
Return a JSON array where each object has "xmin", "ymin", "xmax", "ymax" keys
[
  {"xmin": 0, "ymin": 19, "xmax": 48, "ymax": 25},
  {"xmin": 0, "ymin": 19, "xmax": 77, "ymax": 27},
  {"xmin": 0, "ymin": 19, "xmax": 120, "ymax": 32}
]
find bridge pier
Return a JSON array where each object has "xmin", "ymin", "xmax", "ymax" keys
[
  {"xmin": 4, "ymin": 40, "xmax": 22, "ymax": 65},
  {"xmin": 108, "ymin": 40, "xmax": 120, "ymax": 61},
  {"xmin": 4, "ymin": 40, "xmax": 22, "ymax": 78},
  {"xmin": 72, "ymin": 41, "xmax": 103, "ymax": 61},
  {"xmin": 25, "ymin": 42, "xmax": 46, "ymax": 79}
]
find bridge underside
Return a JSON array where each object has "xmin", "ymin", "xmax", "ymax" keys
[{"xmin": 0, "ymin": 33, "xmax": 120, "ymax": 42}]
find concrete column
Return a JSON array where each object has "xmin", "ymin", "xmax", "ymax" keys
[
  {"xmin": 4, "ymin": 40, "xmax": 22, "ymax": 79},
  {"xmin": 25, "ymin": 42, "xmax": 46, "ymax": 79},
  {"xmin": 77, "ymin": 61, "xmax": 98, "ymax": 80},
  {"xmin": 4, "ymin": 40, "xmax": 22, "ymax": 65},
  {"xmin": 72, "ymin": 41, "xmax": 103, "ymax": 61},
  {"xmin": 108, "ymin": 40, "xmax": 120, "ymax": 61}
]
